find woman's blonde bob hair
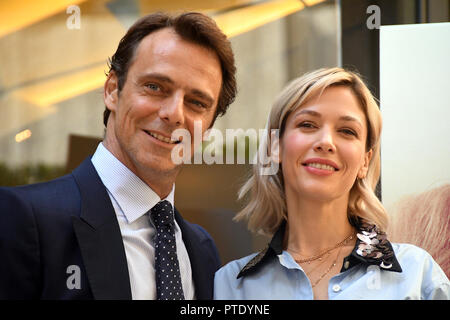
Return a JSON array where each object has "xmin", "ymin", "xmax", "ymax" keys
[{"xmin": 235, "ymin": 67, "xmax": 387, "ymax": 236}]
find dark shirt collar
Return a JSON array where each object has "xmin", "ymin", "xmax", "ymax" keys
[{"xmin": 237, "ymin": 219, "xmax": 402, "ymax": 279}]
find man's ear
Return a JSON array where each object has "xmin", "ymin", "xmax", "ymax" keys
[
  {"xmin": 203, "ymin": 128, "xmax": 212, "ymax": 141},
  {"xmin": 104, "ymin": 71, "xmax": 119, "ymax": 112},
  {"xmin": 358, "ymin": 148, "xmax": 373, "ymax": 179}
]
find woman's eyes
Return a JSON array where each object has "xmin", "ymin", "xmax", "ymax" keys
[
  {"xmin": 297, "ymin": 122, "xmax": 358, "ymax": 137},
  {"xmin": 340, "ymin": 128, "xmax": 358, "ymax": 137},
  {"xmin": 297, "ymin": 121, "xmax": 316, "ymax": 128}
]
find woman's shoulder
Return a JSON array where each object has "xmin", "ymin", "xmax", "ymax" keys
[
  {"xmin": 214, "ymin": 252, "xmax": 260, "ymax": 299},
  {"xmin": 392, "ymin": 242, "xmax": 428, "ymax": 254},
  {"xmin": 215, "ymin": 252, "xmax": 259, "ymax": 279},
  {"xmin": 391, "ymin": 242, "xmax": 442, "ymax": 270},
  {"xmin": 391, "ymin": 242, "xmax": 437, "ymax": 262},
  {"xmin": 391, "ymin": 242, "xmax": 449, "ymax": 298}
]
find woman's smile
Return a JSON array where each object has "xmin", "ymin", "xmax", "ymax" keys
[{"xmin": 302, "ymin": 157, "xmax": 339, "ymax": 176}]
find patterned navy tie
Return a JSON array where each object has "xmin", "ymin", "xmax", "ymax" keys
[{"xmin": 151, "ymin": 200, "xmax": 185, "ymax": 300}]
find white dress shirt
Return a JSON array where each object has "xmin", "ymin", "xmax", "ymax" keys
[{"xmin": 91, "ymin": 143, "xmax": 195, "ymax": 300}]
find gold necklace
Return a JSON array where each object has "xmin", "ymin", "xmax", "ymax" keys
[
  {"xmin": 309, "ymin": 245, "xmax": 343, "ymax": 288},
  {"xmin": 291, "ymin": 232, "xmax": 354, "ymax": 264}
]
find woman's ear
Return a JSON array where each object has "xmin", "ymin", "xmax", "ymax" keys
[
  {"xmin": 270, "ymin": 132, "xmax": 282, "ymax": 164},
  {"xmin": 104, "ymin": 71, "xmax": 119, "ymax": 112},
  {"xmin": 358, "ymin": 148, "xmax": 373, "ymax": 179}
]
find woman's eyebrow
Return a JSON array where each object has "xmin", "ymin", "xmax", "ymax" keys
[
  {"xmin": 339, "ymin": 115, "xmax": 363, "ymax": 128},
  {"xmin": 294, "ymin": 109, "xmax": 321, "ymax": 118}
]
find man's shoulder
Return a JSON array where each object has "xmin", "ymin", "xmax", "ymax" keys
[
  {"xmin": 0, "ymin": 172, "xmax": 85, "ymax": 227},
  {"xmin": 179, "ymin": 216, "xmax": 214, "ymax": 243},
  {"xmin": 174, "ymin": 210, "xmax": 221, "ymax": 267},
  {"xmin": 1, "ymin": 173, "xmax": 78, "ymax": 204},
  {"xmin": 0, "ymin": 157, "xmax": 98, "ymax": 208}
]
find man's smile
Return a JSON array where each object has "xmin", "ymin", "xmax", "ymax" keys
[{"xmin": 144, "ymin": 130, "xmax": 181, "ymax": 144}]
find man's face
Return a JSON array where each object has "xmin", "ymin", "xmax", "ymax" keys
[{"xmin": 104, "ymin": 27, "xmax": 222, "ymax": 183}]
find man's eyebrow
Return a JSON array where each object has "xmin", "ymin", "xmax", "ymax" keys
[
  {"xmin": 190, "ymin": 89, "xmax": 214, "ymax": 105},
  {"xmin": 139, "ymin": 72, "xmax": 174, "ymax": 84},
  {"xmin": 139, "ymin": 73, "xmax": 215, "ymax": 105}
]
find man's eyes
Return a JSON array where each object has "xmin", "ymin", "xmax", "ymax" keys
[
  {"xmin": 189, "ymin": 99, "xmax": 207, "ymax": 108},
  {"xmin": 145, "ymin": 83, "xmax": 161, "ymax": 91},
  {"xmin": 143, "ymin": 84, "xmax": 210, "ymax": 109}
]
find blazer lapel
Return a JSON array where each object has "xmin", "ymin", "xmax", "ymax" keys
[
  {"xmin": 72, "ymin": 158, "xmax": 132, "ymax": 300},
  {"xmin": 174, "ymin": 208, "xmax": 217, "ymax": 300}
]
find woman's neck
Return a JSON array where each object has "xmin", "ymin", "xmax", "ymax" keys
[{"xmin": 284, "ymin": 189, "xmax": 355, "ymax": 257}]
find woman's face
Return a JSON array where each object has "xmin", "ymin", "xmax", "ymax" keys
[{"xmin": 278, "ymin": 86, "xmax": 372, "ymax": 203}]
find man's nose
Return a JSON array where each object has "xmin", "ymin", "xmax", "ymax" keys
[{"xmin": 159, "ymin": 92, "xmax": 184, "ymax": 126}]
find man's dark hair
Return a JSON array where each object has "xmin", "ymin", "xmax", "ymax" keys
[{"xmin": 104, "ymin": 12, "xmax": 237, "ymax": 127}]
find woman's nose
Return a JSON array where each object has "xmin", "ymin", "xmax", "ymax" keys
[{"xmin": 313, "ymin": 129, "xmax": 336, "ymax": 153}]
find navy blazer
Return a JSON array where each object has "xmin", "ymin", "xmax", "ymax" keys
[{"xmin": 0, "ymin": 158, "xmax": 221, "ymax": 299}]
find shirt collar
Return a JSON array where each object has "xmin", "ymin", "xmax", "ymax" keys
[
  {"xmin": 237, "ymin": 218, "xmax": 402, "ymax": 279},
  {"xmin": 91, "ymin": 142, "xmax": 175, "ymax": 223}
]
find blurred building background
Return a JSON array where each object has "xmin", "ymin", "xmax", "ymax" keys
[{"xmin": 0, "ymin": 0, "xmax": 448, "ymax": 264}]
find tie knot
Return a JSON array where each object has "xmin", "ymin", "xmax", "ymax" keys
[{"xmin": 151, "ymin": 200, "xmax": 174, "ymax": 227}]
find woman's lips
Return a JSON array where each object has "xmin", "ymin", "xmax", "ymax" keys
[
  {"xmin": 302, "ymin": 158, "xmax": 339, "ymax": 175},
  {"xmin": 306, "ymin": 162, "xmax": 335, "ymax": 170},
  {"xmin": 303, "ymin": 164, "xmax": 335, "ymax": 176}
]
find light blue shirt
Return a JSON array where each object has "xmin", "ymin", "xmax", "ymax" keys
[
  {"xmin": 91, "ymin": 142, "xmax": 195, "ymax": 299},
  {"xmin": 214, "ymin": 222, "xmax": 449, "ymax": 300}
]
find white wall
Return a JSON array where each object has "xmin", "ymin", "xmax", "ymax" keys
[{"xmin": 380, "ymin": 22, "xmax": 450, "ymax": 211}]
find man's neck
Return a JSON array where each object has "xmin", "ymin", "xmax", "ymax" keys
[{"xmin": 102, "ymin": 139, "xmax": 179, "ymax": 199}]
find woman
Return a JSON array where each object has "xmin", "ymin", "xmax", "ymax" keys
[{"xmin": 214, "ymin": 68, "xmax": 449, "ymax": 300}]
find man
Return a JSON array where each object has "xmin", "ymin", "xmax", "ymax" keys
[{"xmin": 0, "ymin": 12, "xmax": 237, "ymax": 300}]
